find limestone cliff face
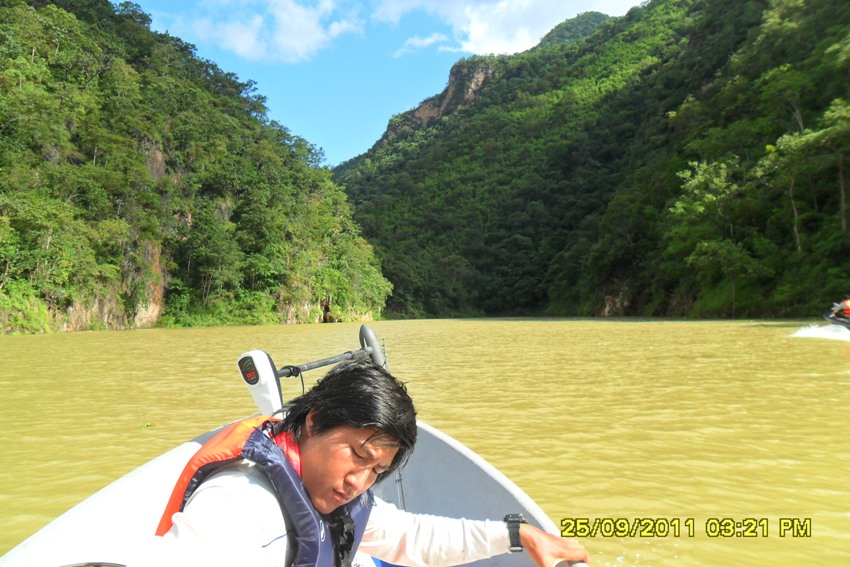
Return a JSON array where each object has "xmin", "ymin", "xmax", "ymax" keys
[
  {"xmin": 56, "ymin": 142, "xmax": 170, "ymax": 331},
  {"xmin": 58, "ymin": 240, "xmax": 165, "ymax": 331},
  {"xmin": 132, "ymin": 241, "xmax": 165, "ymax": 328},
  {"xmin": 380, "ymin": 58, "xmax": 498, "ymax": 144}
]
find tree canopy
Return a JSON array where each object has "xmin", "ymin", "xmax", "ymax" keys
[
  {"xmin": 335, "ymin": 0, "xmax": 850, "ymax": 319},
  {"xmin": 0, "ymin": 0, "xmax": 390, "ymax": 332},
  {"xmin": 5, "ymin": 0, "xmax": 849, "ymax": 332}
]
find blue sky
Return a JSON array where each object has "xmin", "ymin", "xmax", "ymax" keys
[{"xmin": 132, "ymin": 0, "xmax": 645, "ymax": 167}]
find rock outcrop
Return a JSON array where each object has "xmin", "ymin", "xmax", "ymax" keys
[{"xmin": 379, "ymin": 58, "xmax": 499, "ymax": 145}]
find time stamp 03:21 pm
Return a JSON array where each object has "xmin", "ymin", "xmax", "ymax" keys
[{"xmin": 560, "ymin": 517, "xmax": 812, "ymax": 538}]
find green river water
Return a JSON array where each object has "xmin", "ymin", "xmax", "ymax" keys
[{"xmin": 0, "ymin": 319, "xmax": 848, "ymax": 565}]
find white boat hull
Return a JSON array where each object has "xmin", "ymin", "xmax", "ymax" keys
[{"xmin": 1, "ymin": 421, "xmax": 556, "ymax": 567}]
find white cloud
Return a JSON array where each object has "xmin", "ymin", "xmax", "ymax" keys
[
  {"xmin": 187, "ymin": 0, "xmax": 365, "ymax": 63},
  {"xmin": 392, "ymin": 32, "xmax": 450, "ymax": 57},
  {"xmin": 458, "ymin": 1, "xmax": 540, "ymax": 55},
  {"xmin": 151, "ymin": 1, "xmax": 643, "ymax": 63},
  {"xmin": 194, "ymin": 15, "xmax": 266, "ymax": 59},
  {"xmin": 375, "ymin": 0, "xmax": 644, "ymax": 56}
]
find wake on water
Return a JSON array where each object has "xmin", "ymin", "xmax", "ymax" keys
[{"xmin": 792, "ymin": 323, "xmax": 850, "ymax": 341}]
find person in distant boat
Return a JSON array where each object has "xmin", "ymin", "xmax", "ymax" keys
[
  {"xmin": 135, "ymin": 359, "xmax": 592, "ymax": 567},
  {"xmin": 830, "ymin": 294, "xmax": 850, "ymax": 319}
]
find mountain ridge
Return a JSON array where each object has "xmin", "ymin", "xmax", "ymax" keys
[
  {"xmin": 334, "ymin": 0, "xmax": 850, "ymax": 318},
  {"xmin": 337, "ymin": 11, "xmax": 613, "ymax": 173}
]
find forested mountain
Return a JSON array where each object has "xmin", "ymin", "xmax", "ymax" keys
[
  {"xmin": 0, "ymin": 0, "xmax": 391, "ymax": 332},
  {"xmin": 4, "ymin": 0, "xmax": 848, "ymax": 332},
  {"xmin": 335, "ymin": 0, "xmax": 850, "ymax": 318}
]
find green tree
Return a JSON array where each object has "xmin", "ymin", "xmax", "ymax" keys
[{"xmin": 798, "ymin": 99, "xmax": 850, "ymax": 231}]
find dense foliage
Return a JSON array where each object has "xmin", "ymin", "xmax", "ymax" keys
[
  {"xmin": 0, "ymin": 0, "xmax": 391, "ymax": 333},
  {"xmin": 335, "ymin": 0, "xmax": 850, "ymax": 318}
]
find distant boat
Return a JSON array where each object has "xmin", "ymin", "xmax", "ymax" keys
[
  {"xmin": 1, "ymin": 325, "xmax": 575, "ymax": 567},
  {"xmin": 824, "ymin": 310, "xmax": 850, "ymax": 331}
]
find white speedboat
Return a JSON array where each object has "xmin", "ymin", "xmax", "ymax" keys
[{"xmin": 0, "ymin": 326, "xmax": 575, "ymax": 567}]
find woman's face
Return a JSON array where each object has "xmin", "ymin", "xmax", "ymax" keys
[{"xmin": 298, "ymin": 411, "xmax": 399, "ymax": 515}]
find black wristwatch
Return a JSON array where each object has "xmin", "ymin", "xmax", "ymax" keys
[{"xmin": 504, "ymin": 513, "xmax": 527, "ymax": 552}]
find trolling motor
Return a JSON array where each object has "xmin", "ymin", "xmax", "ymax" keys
[{"xmin": 236, "ymin": 325, "xmax": 386, "ymax": 416}]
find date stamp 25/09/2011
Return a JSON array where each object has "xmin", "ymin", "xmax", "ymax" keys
[{"xmin": 560, "ymin": 517, "xmax": 812, "ymax": 539}]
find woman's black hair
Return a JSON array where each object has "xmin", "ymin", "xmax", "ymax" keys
[{"xmin": 278, "ymin": 359, "xmax": 417, "ymax": 481}]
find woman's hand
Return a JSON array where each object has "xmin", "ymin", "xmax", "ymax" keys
[{"xmin": 519, "ymin": 523, "xmax": 592, "ymax": 567}]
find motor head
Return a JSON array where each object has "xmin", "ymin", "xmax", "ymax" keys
[{"xmin": 237, "ymin": 350, "xmax": 283, "ymax": 416}]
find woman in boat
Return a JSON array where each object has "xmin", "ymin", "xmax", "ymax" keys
[{"xmin": 137, "ymin": 359, "xmax": 591, "ymax": 567}]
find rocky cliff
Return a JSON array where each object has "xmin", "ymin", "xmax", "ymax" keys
[{"xmin": 379, "ymin": 58, "xmax": 499, "ymax": 145}]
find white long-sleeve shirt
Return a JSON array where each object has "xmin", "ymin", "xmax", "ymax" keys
[{"xmin": 130, "ymin": 460, "xmax": 512, "ymax": 567}]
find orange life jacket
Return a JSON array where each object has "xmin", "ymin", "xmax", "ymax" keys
[{"xmin": 156, "ymin": 416, "xmax": 373, "ymax": 567}]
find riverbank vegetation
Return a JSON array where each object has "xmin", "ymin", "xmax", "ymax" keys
[
  {"xmin": 335, "ymin": 0, "xmax": 850, "ymax": 319},
  {"xmin": 2, "ymin": 0, "xmax": 849, "ymax": 333},
  {"xmin": 0, "ymin": 0, "xmax": 391, "ymax": 333}
]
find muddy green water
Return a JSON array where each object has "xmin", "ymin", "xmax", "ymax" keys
[{"xmin": 1, "ymin": 319, "xmax": 848, "ymax": 565}]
